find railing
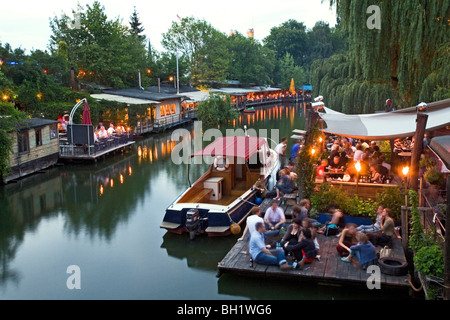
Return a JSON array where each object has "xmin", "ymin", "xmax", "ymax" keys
[{"xmin": 59, "ymin": 132, "xmax": 134, "ymax": 157}]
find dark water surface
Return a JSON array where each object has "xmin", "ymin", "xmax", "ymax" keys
[{"xmin": 0, "ymin": 103, "xmax": 409, "ymax": 299}]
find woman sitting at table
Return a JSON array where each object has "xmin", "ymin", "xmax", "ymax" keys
[{"xmin": 107, "ymin": 123, "xmax": 115, "ymax": 136}]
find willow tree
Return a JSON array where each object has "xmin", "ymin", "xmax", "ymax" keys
[{"xmin": 313, "ymin": 0, "xmax": 449, "ymax": 112}]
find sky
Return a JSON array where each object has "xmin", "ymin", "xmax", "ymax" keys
[{"xmin": 0, "ymin": 0, "xmax": 337, "ymax": 53}]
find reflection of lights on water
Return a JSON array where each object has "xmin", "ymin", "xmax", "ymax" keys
[
  {"xmin": 138, "ymin": 146, "xmax": 142, "ymax": 157},
  {"xmin": 110, "ymin": 179, "xmax": 114, "ymax": 188},
  {"xmin": 128, "ymin": 166, "xmax": 132, "ymax": 175},
  {"xmin": 99, "ymin": 185, "xmax": 104, "ymax": 195},
  {"xmin": 120, "ymin": 174, "xmax": 124, "ymax": 184}
]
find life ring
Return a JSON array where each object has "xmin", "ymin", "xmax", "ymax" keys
[{"xmin": 214, "ymin": 156, "xmax": 230, "ymax": 171}]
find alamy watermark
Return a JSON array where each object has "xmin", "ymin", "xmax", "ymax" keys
[
  {"xmin": 66, "ymin": 265, "xmax": 81, "ymax": 290},
  {"xmin": 366, "ymin": 5, "xmax": 381, "ymax": 30},
  {"xmin": 366, "ymin": 265, "xmax": 381, "ymax": 290}
]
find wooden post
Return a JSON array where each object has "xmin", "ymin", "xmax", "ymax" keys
[
  {"xmin": 410, "ymin": 113, "xmax": 428, "ymax": 191},
  {"xmin": 445, "ymin": 175, "xmax": 450, "ymax": 300},
  {"xmin": 401, "ymin": 206, "xmax": 409, "ymax": 252}
]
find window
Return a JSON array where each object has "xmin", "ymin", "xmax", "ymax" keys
[
  {"xmin": 171, "ymin": 104, "xmax": 176, "ymax": 114},
  {"xmin": 165, "ymin": 104, "xmax": 171, "ymax": 115},
  {"xmin": 17, "ymin": 132, "xmax": 30, "ymax": 154},
  {"xmin": 160, "ymin": 105, "xmax": 165, "ymax": 117},
  {"xmin": 35, "ymin": 128, "xmax": 42, "ymax": 147},
  {"xmin": 50, "ymin": 124, "xmax": 57, "ymax": 139}
]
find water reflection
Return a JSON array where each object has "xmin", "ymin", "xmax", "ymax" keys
[{"xmin": 0, "ymin": 102, "xmax": 309, "ymax": 298}]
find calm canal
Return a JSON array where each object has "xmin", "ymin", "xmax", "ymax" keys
[{"xmin": 0, "ymin": 103, "xmax": 408, "ymax": 299}]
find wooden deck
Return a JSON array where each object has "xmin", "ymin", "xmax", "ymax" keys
[{"xmin": 217, "ymin": 199, "xmax": 411, "ymax": 291}]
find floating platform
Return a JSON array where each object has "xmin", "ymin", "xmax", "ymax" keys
[
  {"xmin": 217, "ymin": 199, "xmax": 411, "ymax": 292},
  {"xmin": 59, "ymin": 141, "xmax": 135, "ymax": 161}
]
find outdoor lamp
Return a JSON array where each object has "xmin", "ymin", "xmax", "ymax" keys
[
  {"xmin": 311, "ymin": 148, "xmax": 316, "ymax": 156},
  {"xmin": 402, "ymin": 166, "xmax": 409, "ymax": 176}
]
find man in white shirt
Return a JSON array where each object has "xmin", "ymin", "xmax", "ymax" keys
[{"xmin": 238, "ymin": 207, "xmax": 279, "ymax": 241}]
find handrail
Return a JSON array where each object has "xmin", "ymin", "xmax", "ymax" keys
[{"xmin": 69, "ymin": 98, "xmax": 87, "ymax": 125}]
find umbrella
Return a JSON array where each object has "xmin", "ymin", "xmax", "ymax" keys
[
  {"xmin": 81, "ymin": 100, "xmax": 92, "ymax": 125},
  {"xmin": 289, "ymin": 78, "xmax": 296, "ymax": 95}
]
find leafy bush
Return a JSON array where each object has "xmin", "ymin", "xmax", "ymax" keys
[
  {"xmin": 424, "ymin": 169, "xmax": 445, "ymax": 188},
  {"xmin": 413, "ymin": 244, "xmax": 444, "ymax": 278},
  {"xmin": 311, "ymin": 183, "xmax": 378, "ymax": 218}
]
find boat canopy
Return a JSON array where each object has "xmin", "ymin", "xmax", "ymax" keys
[
  {"xmin": 318, "ymin": 98, "xmax": 450, "ymax": 140},
  {"xmin": 190, "ymin": 136, "xmax": 268, "ymax": 161}
]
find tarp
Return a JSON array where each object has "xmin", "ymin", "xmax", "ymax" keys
[
  {"xmin": 190, "ymin": 136, "xmax": 267, "ymax": 160},
  {"xmin": 429, "ymin": 135, "xmax": 450, "ymax": 170},
  {"xmin": 318, "ymin": 98, "xmax": 450, "ymax": 140}
]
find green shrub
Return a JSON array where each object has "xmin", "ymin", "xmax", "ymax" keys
[
  {"xmin": 413, "ymin": 244, "xmax": 444, "ymax": 278},
  {"xmin": 375, "ymin": 187, "xmax": 403, "ymax": 221}
]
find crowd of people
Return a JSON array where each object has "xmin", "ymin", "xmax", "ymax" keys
[
  {"xmin": 316, "ymin": 136, "xmax": 394, "ymax": 184},
  {"xmin": 242, "ymin": 198, "xmax": 397, "ymax": 272},
  {"xmin": 94, "ymin": 122, "xmax": 127, "ymax": 142}
]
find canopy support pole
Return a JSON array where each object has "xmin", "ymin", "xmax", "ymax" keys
[{"xmin": 410, "ymin": 112, "xmax": 428, "ymax": 191}]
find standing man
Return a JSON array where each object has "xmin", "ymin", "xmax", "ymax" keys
[{"xmin": 275, "ymin": 137, "xmax": 288, "ymax": 169}]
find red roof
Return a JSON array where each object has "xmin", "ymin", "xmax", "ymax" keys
[{"xmin": 190, "ymin": 136, "xmax": 267, "ymax": 160}]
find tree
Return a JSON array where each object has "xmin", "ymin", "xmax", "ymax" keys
[
  {"xmin": 0, "ymin": 102, "xmax": 25, "ymax": 182},
  {"xmin": 316, "ymin": 0, "xmax": 450, "ymax": 113},
  {"xmin": 49, "ymin": 1, "xmax": 148, "ymax": 88},
  {"xmin": 278, "ymin": 53, "xmax": 307, "ymax": 89},
  {"xmin": 161, "ymin": 17, "xmax": 231, "ymax": 87},
  {"xmin": 129, "ymin": 7, "xmax": 145, "ymax": 40},
  {"xmin": 226, "ymin": 33, "xmax": 275, "ymax": 86},
  {"xmin": 263, "ymin": 19, "xmax": 308, "ymax": 67},
  {"xmin": 196, "ymin": 93, "xmax": 238, "ymax": 128}
]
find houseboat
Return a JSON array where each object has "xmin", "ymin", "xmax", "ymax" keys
[{"xmin": 161, "ymin": 136, "xmax": 279, "ymax": 239}]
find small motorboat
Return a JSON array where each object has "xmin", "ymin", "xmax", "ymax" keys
[
  {"xmin": 161, "ymin": 136, "xmax": 279, "ymax": 239},
  {"xmin": 243, "ymin": 107, "xmax": 256, "ymax": 114}
]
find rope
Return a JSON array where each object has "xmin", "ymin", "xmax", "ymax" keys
[{"xmin": 405, "ymin": 274, "xmax": 423, "ymax": 292}]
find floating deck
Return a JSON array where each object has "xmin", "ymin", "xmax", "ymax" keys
[
  {"xmin": 217, "ymin": 199, "xmax": 411, "ymax": 292},
  {"xmin": 59, "ymin": 141, "xmax": 135, "ymax": 161}
]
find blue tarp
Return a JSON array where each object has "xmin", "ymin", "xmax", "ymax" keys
[{"xmin": 299, "ymin": 85, "xmax": 312, "ymax": 91}]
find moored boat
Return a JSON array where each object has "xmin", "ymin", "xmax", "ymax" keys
[
  {"xmin": 243, "ymin": 107, "xmax": 256, "ymax": 114},
  {"xmin": 160, "ymin": 136, "xmax": 279, "ymax": 239}
]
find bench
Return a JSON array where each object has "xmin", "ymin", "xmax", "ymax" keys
[
  {"xmin": 282, "ymin": 192, "xmax": 298, "ymax": 206},
  {"xmin": 190, "ymin": 188, "xmax": 213, "ymax": 203}
]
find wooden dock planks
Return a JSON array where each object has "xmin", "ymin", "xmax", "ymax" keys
[{"xmin": 217, "ymin": 200, "xmax": 411, "ymax": 291}]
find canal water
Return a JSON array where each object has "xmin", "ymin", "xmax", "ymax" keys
[{"xmin": 0, "ymin": 103, "xmax": 408, "ymax": 299}]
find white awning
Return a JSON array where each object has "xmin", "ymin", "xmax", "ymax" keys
[
  {"xmin": 318, "ymin": 98, "xmax": 450, "ymax": 140},
  {"xmin": 91, "ymin": 93, "xmax": 158, "ymax": 105},
  {"xmin": 181, "ymin": 91, "xmax": 210, "ymax": 103}
]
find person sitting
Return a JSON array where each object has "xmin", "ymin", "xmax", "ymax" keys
[
  {"xmin": 336, "ymin": 223, "xmax": 359, "ymax": 257},
  {"xmin": 280, "ymin": 218, "xmax": 302, "ymax": 248},
  {"xmin": 249, "ymin": 222, "xmax": 293, "ymax": 270},
  {"xmin": 292, "ymin": 205, "xmax": 307, "ymax": 221},
  {"xmin": 341, "ymin": 233, "xmax": 378, "ymax": 270},
  {"xmin": 274, "ymin": 169, "xmax": 296, "ymax": 200},
  {"xmin": 98, "ymin": 126, "xmax": 108, "ymax": 139},
  {"xmin": 284, "ymin": 228, "xmax": 317, "ymax": 269},
  {"xmin": 318, "ymin": 209, "xmax": 346, "ymax": 235},
  {"xmin": 367, "ymin": 208, "xmax": 395, "ymax": 248},
  {"xmin": 302, "ymin": 218, "xmax": 320, "ymax": 259},
  {"xmin": 369, "ymin": 164, "xmax": 388, "ymax": 183},
  {"xmin": 328, "ymin": 155, "xmax": 345, "ymax": 179},
  {"xmin": 353, "ymin": 144, "xmax": 365, "ymax": 162},
  {"xmin": 107, "ymin": 123, "xmax": 115, "ymax": 136},
  {"xmin": 316, "ymin": 159, "xmax": 328, "ymax": 180},
  {"xmin": 357, "ymin": 205, "xmax": 384, "ymax": 233},
  {"xmin": 252, "ymin": 175, "xmax": 268, "ymax": 199},
  {"xmin": 238, "ymin": 207, "xmax": 278, "ymax": 241},
  {"xmin": 263, "ymin": 200, "xmax": 286, "ymax": 230}
]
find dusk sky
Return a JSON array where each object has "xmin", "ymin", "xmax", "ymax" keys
[{"xmin": 0, "ymin": 0, "xmax": 337, "ymax": 53}]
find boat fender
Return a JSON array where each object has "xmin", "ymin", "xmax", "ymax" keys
[
  {"xmin": 214, "ymin": 156, "xmax": 230, "ymax": 171},
  {"xmin": 230, "ymin": 223, "xmax": 241, "ymax": 235}
]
